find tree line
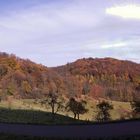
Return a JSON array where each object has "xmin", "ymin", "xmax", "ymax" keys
[{"xmin": 38, "ymin": 90, "xmax": 140, "ymax": 122}]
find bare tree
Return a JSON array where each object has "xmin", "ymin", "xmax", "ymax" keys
[
  {"xmin": 41, "ymin": 90, "xmax": 64, "ymax": 115},
  {"xmin": 82, "ymin": 81, "xmax": 90, "ymax": 95},
  {"xmin": 131, "ymin": 101, "xmax": 140, "ymax": 118}
]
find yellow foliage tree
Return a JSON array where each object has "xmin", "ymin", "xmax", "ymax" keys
[{"xmin": 22, "ymin": 81, "xmax": 32, "ymax": 94}]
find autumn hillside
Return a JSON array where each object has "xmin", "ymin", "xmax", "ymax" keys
[
  {"xmin": 0, "ymin": 52, "xmax": 140, "ymax": 102},
  {"xmin": 0, "ymin": 52, "xmax": 65, "ymax": 99},
  {"xmin": 54, "ymin": 58, "xmax": 140, "ymax": 101}
]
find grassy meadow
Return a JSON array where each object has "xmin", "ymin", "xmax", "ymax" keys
[{"xmin": 0, "ymin": 96, "xmax": 132, "ymax": 124}]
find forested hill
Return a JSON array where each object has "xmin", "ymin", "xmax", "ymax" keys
[
  {"xmin": 53, "ymin": 58, "xmax": 140, "ymax": 101},
  {"xmin": 0, "ymin": 52, "xmax": 65, "ymax": 99},
  {"xmin": 0, "ymin": 52, "xmax": 140, "ymax": 101}
]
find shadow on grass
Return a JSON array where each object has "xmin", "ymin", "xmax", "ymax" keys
[
  {"xmin": 0, "ymin": 107, "xmax": 87, "ymax": 125},
  {"xmin": 0, "ymin": 107, "xmax": 139, "ymax": 125}
]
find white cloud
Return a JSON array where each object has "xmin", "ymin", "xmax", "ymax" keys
[
  {"xmin": 106, "ymin": 4, "xmax": 140, "ymax": 19},
  {"xmin": 101, "ymin": 41, "xmax": 127, "ymax": 49}
]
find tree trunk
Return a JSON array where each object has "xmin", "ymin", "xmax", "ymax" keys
[
  {"xmin": 78, "ymin": 114, "xmax": 80, "ymax": 120},
  {"xmin": 52, "ymin": 104, "xmax": 55, "ymax": 114},
  {"xmin": 51, "ymin": 104, "xmax": 55, "ymax": 121},
  {"xmin": 74, "ymin": 113, "xmax": 76, "ymax": 119}
]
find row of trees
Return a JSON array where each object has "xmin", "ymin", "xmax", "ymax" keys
[
  {"xmin": 38, "ymin": 92, "xmax": 119, "ymax": 121},
  {"xmin": 39, "ymin": 90, "xmax": 140, "ymax": 121},
  {"xmin": 40, "ymin": 91, "xmax": 88, "ymax": 120}
]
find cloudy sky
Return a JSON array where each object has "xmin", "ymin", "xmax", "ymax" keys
[{"xmin": 0, "ymin": 0, "xmax": 140, "ymax": 66}]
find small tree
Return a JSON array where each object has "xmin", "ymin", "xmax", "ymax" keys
[
  {"xmin": 131, "ymin": 101, "xmax": 140, "ymax": 118},
  {"xmin": 41, "ymin": 90, "xmax": 64, "ymax": 115},
  {"xmin": 77, "ymin": 100, "xmax": 88, "ymax": 120},
  {"xmin": 82, "ymin": 82, "xmax": 90, "ymax": 95},
  {"xmin": 96, "ymin": 101, "xmax": 113, "ymax": 122},
  {"xmin": 66, "ymin": 98, "xmax": 88, "ymax": 120},
  {"xmin": 21, "ymin": 81, "xmax": 32, "ymax": 94}
]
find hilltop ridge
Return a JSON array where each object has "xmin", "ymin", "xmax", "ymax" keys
[{"xmin": 0, "ymin": 52, "xmax": 140, "ymax": 101}]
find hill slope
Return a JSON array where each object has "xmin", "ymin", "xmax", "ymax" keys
[
  {"xmin": 0, "ymin": 52, "xmax": 65, "ymax": 99},
  {"xmin": 54, "ymin": 58, "xmax": 140, "ymax": 101},
  {"xmin": 0, "ymin": 52, "xmax": 140, "ymax": 101}
]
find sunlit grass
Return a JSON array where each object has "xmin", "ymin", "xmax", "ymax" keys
[{"xmin": 0, "ymin": 97, "xmax": 132, "ymax": 122}]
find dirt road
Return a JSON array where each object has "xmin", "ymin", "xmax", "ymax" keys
[{"xmin": 0, "ymin": 121, "xmax": 139, "ymax": 137}]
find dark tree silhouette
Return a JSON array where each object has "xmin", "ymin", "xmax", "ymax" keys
[
  {"xmin": 41, "ymin": 90, "xmax": 64, "ymax": 115},
  {"xmin": 96, "ymin": 101, "xmax": 113, "ymax": 122},
  {"xmin": 131, "ymin": 101, "xmax": 140, "ymax": 118},
  {"xmin": 66, "ymin": 98, "xmax": 88, "ymax": 120}
]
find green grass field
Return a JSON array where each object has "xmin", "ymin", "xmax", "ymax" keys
[{"xmin": 0, "ymin": 97, "xmax": 132, "ymax": 124}]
